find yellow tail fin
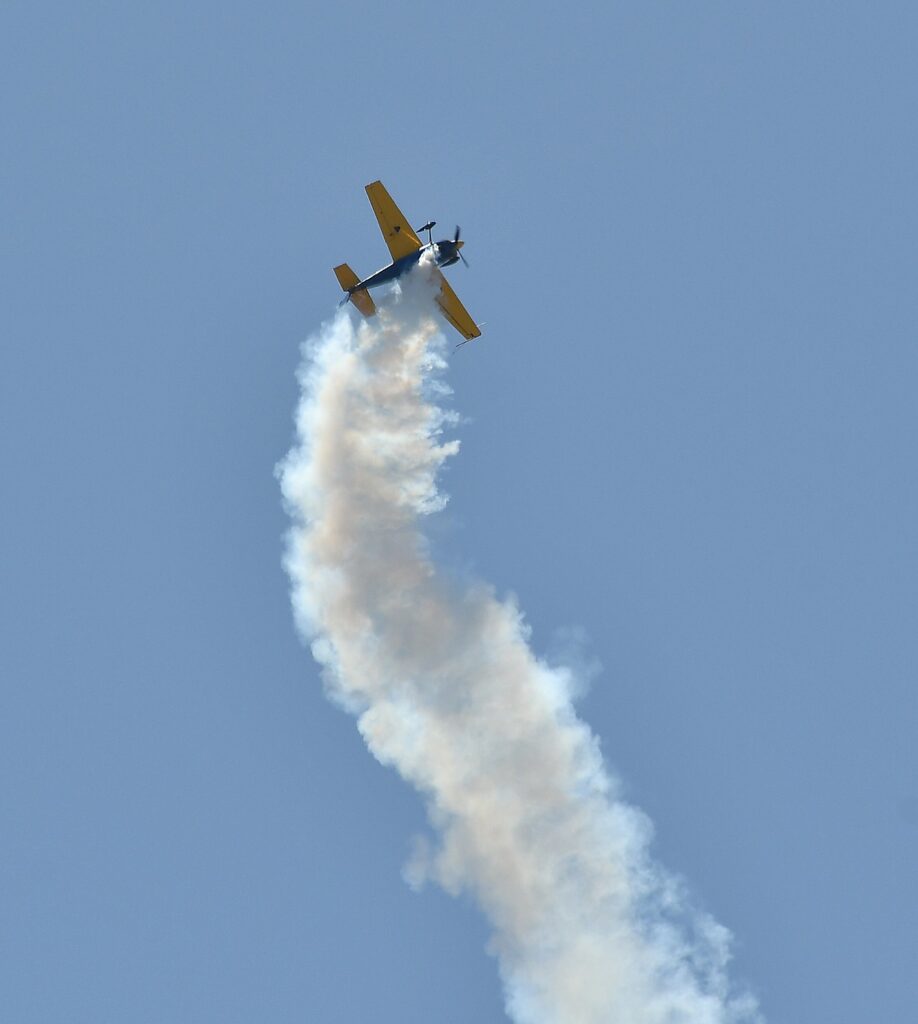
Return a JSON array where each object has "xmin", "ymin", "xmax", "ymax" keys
[{"xmin": 333, "ymin": 263, "xmax": 376, "ymax": 317}]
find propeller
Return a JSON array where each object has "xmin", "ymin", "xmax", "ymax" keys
[{"xmin": 454, "ymin": 225, "xmax": 469, "ymax": 267}]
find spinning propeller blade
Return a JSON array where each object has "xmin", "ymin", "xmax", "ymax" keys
[{"xmin": 453, "ymin": 226, "xmax": 469, "ymax": 266}]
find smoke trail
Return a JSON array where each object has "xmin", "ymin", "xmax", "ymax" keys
[{"xmin": 279, "ymin": 265, "xmax": 759, "ymax": 1024}]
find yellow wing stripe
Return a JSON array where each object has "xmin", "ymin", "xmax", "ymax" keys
[
  {"xmin": 435, "ymin": 270, "xmax": 480, "ymax": 341},
  {"xmin": 365, "ymin": 181, "xmax": 423, "ymax": 261}
]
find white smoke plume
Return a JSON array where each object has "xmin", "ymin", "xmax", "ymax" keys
[{"xmin": 279, "ymin": 265, "xmax": 760, "ymax": 1024}]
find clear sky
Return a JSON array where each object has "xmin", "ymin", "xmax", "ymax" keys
[{"xmin": 2, "ymin": 3, "xmax": 916, "ymax": 1022}]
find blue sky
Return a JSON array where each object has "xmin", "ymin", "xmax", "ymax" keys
[{"xmin": 2, "ymin": 3, "xmax": 916, "ymax": 1022}]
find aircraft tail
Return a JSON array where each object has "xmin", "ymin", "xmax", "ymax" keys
[{"xmin": 333, "ymin": 263, "xmax": 376, "ymax": 318}]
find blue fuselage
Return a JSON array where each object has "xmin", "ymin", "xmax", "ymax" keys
[{"xmin": 354, "ymin": 241, "xmax": 461, "ymax": 292}]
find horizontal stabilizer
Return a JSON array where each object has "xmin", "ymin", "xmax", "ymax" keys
[
  {"xmin": 349, "ymin": 289, "xmax": 376, "ymax": 317},
  {"xmin": 333, "ymin": 263, "xmax": 360, "ymax": 291}
]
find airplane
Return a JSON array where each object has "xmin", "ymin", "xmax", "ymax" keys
[{"xmin": 333, "ymin": 181, "xmax": 482, "ymax": 344}]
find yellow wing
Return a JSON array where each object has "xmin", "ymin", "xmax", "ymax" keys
[
  {"xmin": 365, "ymin": 181, "xmax": 423, "ymax": 260},
  {"xmin": 434, "ymin": 270, "xmax": 481, "ymax": 341}
]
